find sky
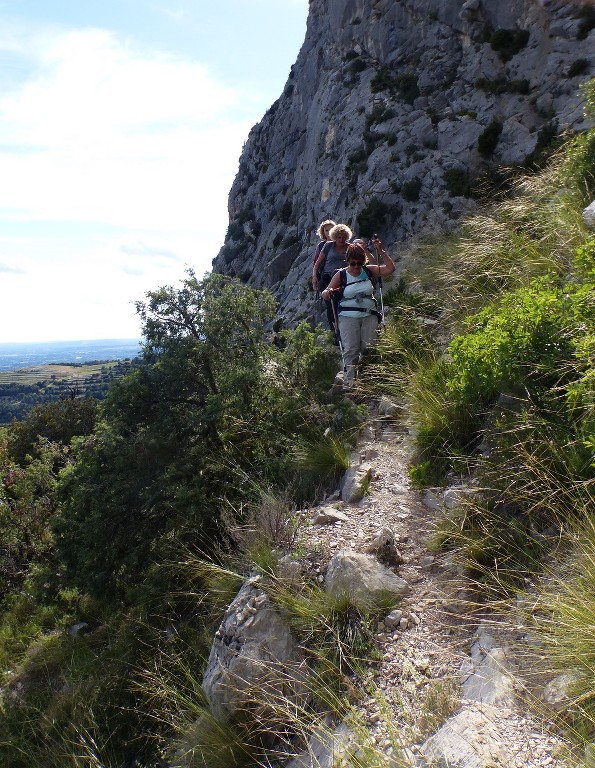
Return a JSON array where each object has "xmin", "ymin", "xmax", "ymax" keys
[{"xmin": 0, "ymin": 0, "xmax": 309, "ymax": 343}]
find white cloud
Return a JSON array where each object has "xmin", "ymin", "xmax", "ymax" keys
[
  {"xmin": 0, "ymin": 21, "xmax": 255, "ymax": 342},
  {"xmin": 0, "ymin": 25, "xmax": 248, "ymax": 231}
]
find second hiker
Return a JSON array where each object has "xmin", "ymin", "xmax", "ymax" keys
[{"xmin": 313, "ymin": 223, "xmax": 364, "ymax": 332}]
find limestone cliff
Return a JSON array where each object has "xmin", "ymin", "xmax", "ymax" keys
[{"xmin": 211, "ymin": 0, "xmax": 594, "ymax": 326}]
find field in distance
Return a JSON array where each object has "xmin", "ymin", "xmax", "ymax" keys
[
  {"xmin": 0, "ymin": 361, "xmax": 123, "ymax": 385},
  {"xmin": 0, "ymin": 359, "xmax": 137, "ymax": 423}
]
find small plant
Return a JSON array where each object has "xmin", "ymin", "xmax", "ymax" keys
[
  {"xmin": 567, "ymin": 58, "xmax": 590, "ymax": 78},
  {"xmin": 346, "ymin": 146, "xmax": 369, "ymax": 181},
  {"xmin": 356, "ymin": 197, "xmax": 388, "ymax": 236},
  {"xmin": 401, "ymin": 176, "xmax": 422, "ymax": 202},
  {"xmin": 475, "ymin": 77, "xmax": 530, "ymax": 95},
  {"xmin": 278, "ymin": 200, "xmax": 293, "ymax": 224},
  {"xmin": 349, "ymin": 56, "xmax": 367, "ymax": 74},
  {"xmin": 443, "ymin": 167, "xmax": 472, "ymax": 198},
  {"xmin": 478, "ymin": 120, "xmax": 503, "ymax": 156},
  {"xmin": 371, "ymin": 68, "xmax": 419, "ymax": 104},
  {"xmin": 489, "ymin": 27, "xmax": 530, "ymax": 62}
]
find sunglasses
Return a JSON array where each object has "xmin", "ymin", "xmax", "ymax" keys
[{"xmin": 348, "ymin": 260, "xmax": 365, "ymax": 267}]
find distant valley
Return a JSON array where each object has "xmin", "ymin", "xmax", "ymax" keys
[{"xmin": 0, "ymin": 340, "xmax": 142, "ymax": 423}]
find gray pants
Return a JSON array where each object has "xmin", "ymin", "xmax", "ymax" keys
[{"xmin": 338, "ymin": 313, "xmax": 379, "ymax": 387}]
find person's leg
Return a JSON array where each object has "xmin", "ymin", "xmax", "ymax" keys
[
  {"xmin": 359, "ymin": 314, "xmax": 379, "ymax": 354},
  {"xmin": 338, "ymin": 315, "xmax": 360, "ymax": 388}
]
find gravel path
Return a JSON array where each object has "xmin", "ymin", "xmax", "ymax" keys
[{"xmin": 299, "ymin": 404, "xmax": 570, "ymax": 767}]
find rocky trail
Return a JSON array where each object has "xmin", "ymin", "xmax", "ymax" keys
[{"xmin": 297, "ymin": 398, "xmax": 569, "ymax": 768}]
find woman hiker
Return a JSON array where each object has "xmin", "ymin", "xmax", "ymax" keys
[{"xmin": 321, "ymin": 238, "xmax": 395, "ymax": 389}]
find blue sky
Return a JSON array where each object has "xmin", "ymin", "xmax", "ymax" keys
[{"xmin": 0, "ymin": 0, "xmax": 308, "ymax": 342}]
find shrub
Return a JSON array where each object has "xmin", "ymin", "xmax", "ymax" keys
[
  {"xmin": 489, "ymin": 28, "xmax": 530, "ymax": 61},
  {"xmin": 356, "ymin": 197, "xmax": 388, "ymax": 236},
  {"xmin": 524, "ymin": 120, "xmax": 561, "ymax": 169},
  {"xmin": 278, "ymin": 200, "xmax": 293, "ymax": 224},
  {"xmin": 401, "ymin": 177, "xmax": 422, "ymax": 202},
  {"xmin": 348, "ymin": 56, "xmax": 367, "ymax": 74},
  {"xmin": 577, "ymin": 5, "xmax": 595, "ymax": 40},
  {"xmin": 478, "ymin": 120, "xmax": 503, "ymax": 156},
  {"xmin": 568, "ymin": 58, "xmax": 590, "ymax": 78},
  {"xmin": 370, "ymin": 68, "xmax": 419, "ymax": 104},
  {"xmin": 475, "ymin": 77, "xmax": 530, "ymax": 95},
  {"xmin": 443, "ymin": 168, "xmax": 471, "ymax": 198},
  {"xmin": 346, "ymin": 146, "xmax": 368, "ymax": 181}
]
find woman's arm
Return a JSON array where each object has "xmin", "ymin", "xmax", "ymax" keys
[
  {"xmin": 312, "ymin": 250, "xmax": 326, "ymax": 290},
  {"xmin": 321, "ymin": 271, "xmax": 342, "ymax": 299},
  {"xmin": 368, "ymin": 239, "xmax": 396, "ymax": 276}
]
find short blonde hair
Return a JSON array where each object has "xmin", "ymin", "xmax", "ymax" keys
[
  {"xmin": 317, "ymin": 219, "xmax": 336, "ymax": 240},
  {"xmin": 329, "ymin": 223, "xmax": 353, "ymax": 242}
]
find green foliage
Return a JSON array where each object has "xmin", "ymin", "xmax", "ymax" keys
[
  {"xmin": 346, "ymin": 146, "xmax": 369, "ymax": 181},
  {"xmin": 526, "ymin": 516, "xmax": 595, "ymax": 740},
  {"xmin": 53, "ymin": 275, "xmax": 347, "ymax": 599},
  {"xmin": 447, "ymin": 281, "xmax": 575, "ymax": 405},
  {"xmin": 443, "ymin": 167, "xmax": 471, "ymax": 198},
  {"xmin": 577, "ymin": 5, "xmax": 595, "ymax": 40},
  {"xmin": 477, "ymin": 119, "xmax": 503, "ymax": 156},
  {"xmin": 6, "ymin": 397, "xmax": 97, "ymax": 465},
  {"xmin": 568, "ymin": 58, "xmax": 590, "ymax": 78},
  {"xmin": 475, "ymin": 77, "xmax": 530, "ymax": 95},
  {"xmin": 370, "ymin": 68, "xmax": 419, "ymax": 104},
  {"xmin": 489, "ymin": 27, "xmax": 530, "ymax": 61},
  {"xmin": 0, "ymin": 437, "xmax": 69, "ymax": 599},
  {"xmin": 356, "ymin": 197, "xmax": 388, "ymax": 236},
  {"xmin": 401, "ymin": 177, "xmax": 422, "ymax": 202},
  {"xmin": 278, "ymin": 200, "xmax": 293, "ymax": 223}
]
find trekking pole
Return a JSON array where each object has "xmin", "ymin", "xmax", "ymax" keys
[
  {"xmin": 330, "ymin": 290, "xmax": 344, "ymax": 357},
  {"xmin": 372, "ymin": 234, "xmax": 385, "ymax": 326}
]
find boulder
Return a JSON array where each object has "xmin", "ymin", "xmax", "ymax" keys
[
  {"xmin": 583, "ymin": 200, "xmax": 595, "ymax": 230},
  {"xmin": 202, "ymin": 579, "xmax": 308, "ymax": 721},
  {"xmin": 325, "ymin": 550, "xmax": 408, "ymax": 607},
  {"xmin": 418, "ymin": 705, "xmax": 515, "ymax": 768},
  {"xmin": 340, "ymin": 463, "xmax": 372, "ymax": 503},
  {"xmin": 365, "ymin": 527, "xmax": 403, "ymax": 566},
  {"xmin": 459, "ymin": 623, "xmax": 517, "ymax": 707}
]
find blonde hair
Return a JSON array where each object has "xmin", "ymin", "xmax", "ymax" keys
[
  {"xmin": 329, "ymin": 223, "xmax": 353, "ymax": 242},
  {"xmin": 317, "ymin": 219, "xmax": 336, "ymax": 240}
]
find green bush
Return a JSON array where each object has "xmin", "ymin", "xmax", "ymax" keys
[
  {"xmin": 370, "ymin": 68, "xmax": 419, "ymax": 104},
  {"xmin": 475, "ymin": 77, "xmax": 530, "ymax": 95},
  {"xmin": 443, "ymin": 168, "xmax": 471, "ymax": 198},
  {"xmin": 401, "ymin": 176, "xmax": 422, "ymax": 202},
  {"xmin": 356, "ymin": 197, "xmax": 388, "ymax": 236},
  {"xmin": 477, "ymin": 120, "xmax": 503, "ymax": 156},
  {"xmin": 568, "ymin": 58, "xmax": 590, "ymax": 78},
  {"xmin": 53, "ymin": 274, "xmax": 347, "ymax": 598},
  {"xmin": 278, "ymin": 200, "xmax": 293, "ymax": 224},
  {"xmin": 489, "ymin": 28, "xmax": 530, "ymax": 61}
]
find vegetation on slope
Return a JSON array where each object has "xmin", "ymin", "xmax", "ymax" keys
[
  {"xmin": 363, "ymin": 78, "xmax": 595, "ymax": 752},
  {"xmin": 0, "ymin": 271, "xmax": 361, "ymax": 766}
]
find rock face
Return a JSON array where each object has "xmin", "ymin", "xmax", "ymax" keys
[
  {"xmin": 202, "ymin": 579, "xmax": 308, "ymax": 721},
  {"xmin": 212, "ymin": 0, "xmax": 593, "ymax": 327}
]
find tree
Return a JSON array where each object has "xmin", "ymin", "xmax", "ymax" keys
[{"xmin": 53, "ymin": 273, "xmax": 287, "ymax": 597}]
